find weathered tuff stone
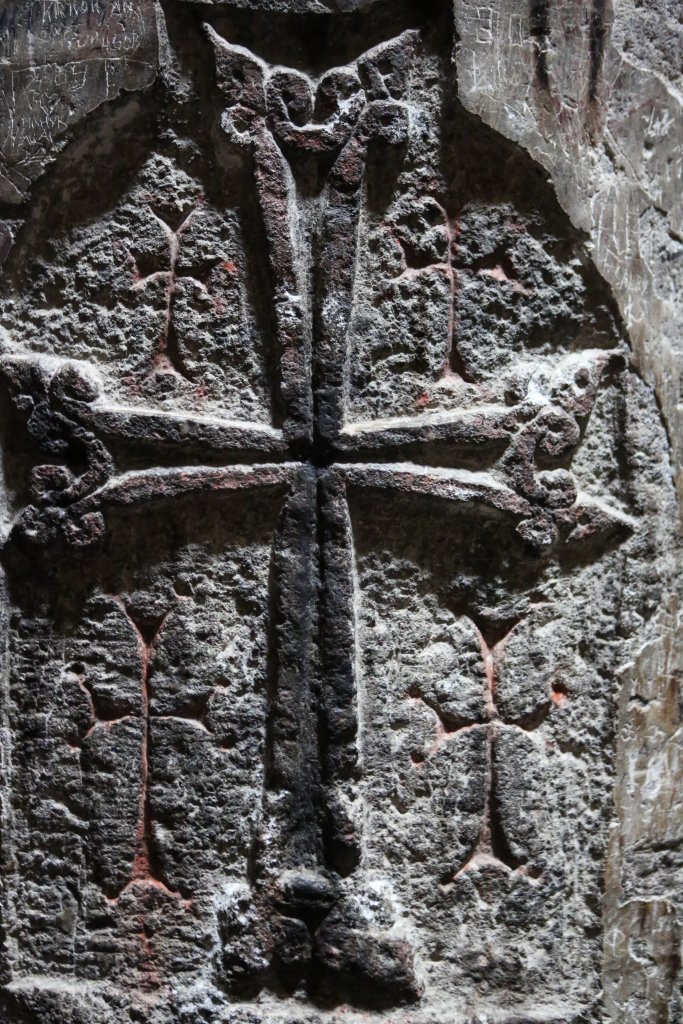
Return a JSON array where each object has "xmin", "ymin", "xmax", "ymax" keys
[{"xmin": 0, "ymin": 3, "xmax": 680, "ymax": 1023}]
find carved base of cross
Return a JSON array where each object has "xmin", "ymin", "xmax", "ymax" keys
[{"xmin": 219, "ymin": 869, "xmax": 420, "ymax": 1007}]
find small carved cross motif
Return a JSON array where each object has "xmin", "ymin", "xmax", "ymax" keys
[
  {"xmin": 130, "ymin": 204, "xmax": 213, "ymax": 379},
  {"xmin": 406, "ymin": 619, "xmax": 526, "ymax": 880}
]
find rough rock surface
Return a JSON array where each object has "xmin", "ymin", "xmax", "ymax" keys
[{"xmin": 0, "ymin": 2, "xmax": 680, "ymax": 1023}]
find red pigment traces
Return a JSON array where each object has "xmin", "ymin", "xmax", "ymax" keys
[
  {"xmin": 428, "ymin": 718, "xmax": 485, "ymax": 757},
  {"xmin": 222, "ymin": 260, "xmax": 237, "ymax": 274},
  {"xmin": 131, "ymin": 205, "xmax": 212, "ymax": 381},
  {"xmin": 74, "ymin": 600, "xmax": 194, "ymax": 987},
  {"xmin": 478, "ymin": 261, "xmax": 530, "ymax": 294},
  {"xmin": 108, "ymin": 599, "xmax": 191, "ymax": 908},
  {"xmin": 406, "ymin": 687, "xmax": 485, "ymax": 758},
  {"xmin": 551, "ymin": 681, "xmax": 569, "ymax": 706},
  {"xmin": 426, "ymin": 715, "xmax": 449, "ymax": 757},
  {"xmin": 122, "ymin": 373, "xmax": 143, "ymax": 396},
  {"xmin": 125, "ymin": 605, "xmax": 170, "ymax": 890},
  {"xmin": 72, "ymin": 668, "xmax": 133, "ymax": 744},
  {"xmin": 434, "ymin": 619, "xmax": 543, "ymax": 886}
]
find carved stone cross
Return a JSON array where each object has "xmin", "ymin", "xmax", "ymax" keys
[{"xmin": 0, "ymin": 8, "xmax": 665, "ymax": 1021}]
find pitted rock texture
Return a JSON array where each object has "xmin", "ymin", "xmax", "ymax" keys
[{"xmin": 0, "ymin": 3, "xmax": 679, "ymax": 1024}]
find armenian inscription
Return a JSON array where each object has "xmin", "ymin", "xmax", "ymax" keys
[{"xmin": 0, "ymin": 3, "xmax": 675, "ymax": 1023}]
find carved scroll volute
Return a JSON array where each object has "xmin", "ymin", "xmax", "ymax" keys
[
  {"xmin": 266, "ymin": 67, "xmax": 365, "ymax": 154},
  {"xmin": 501, "ymin": 352, "xmax": 633, "ymax": 549},
  {"xmin": 0, "ymin": 350, "xmax": 112, "ymax": 548}
]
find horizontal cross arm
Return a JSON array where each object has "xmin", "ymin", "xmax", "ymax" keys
[{"xmin": 10, "ymin": 463, "xmax": 302, "ymax": 549}]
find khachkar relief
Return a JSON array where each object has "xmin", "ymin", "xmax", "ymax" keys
[{"xmin": 0, "ymin": 4, "xmax": 675, "ymax": 1024}]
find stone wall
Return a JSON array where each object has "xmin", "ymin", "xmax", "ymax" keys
[{"xmin": 0, "ymin": 3, "xmax": 680, "ymax": 1022}]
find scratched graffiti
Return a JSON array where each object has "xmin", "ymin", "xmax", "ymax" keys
[{"xmin": 0, "ymin": 0, "xmax": 157, "ymax": 203}]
